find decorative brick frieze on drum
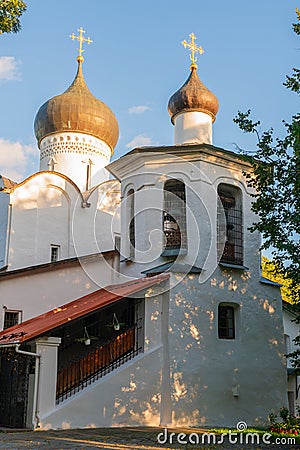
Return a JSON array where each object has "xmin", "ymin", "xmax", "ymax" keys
[
  {"xmin": 39, "ymin": 132, "xmax": 111, "ymax": 190},
  {"xmin": 40, "ymin": 132, "xmax": 111, "ymax": 161}
]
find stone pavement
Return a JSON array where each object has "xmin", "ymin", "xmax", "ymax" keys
[{"xmin": 0, "ymin": 427, "xmax": 299, "ymax": 450}]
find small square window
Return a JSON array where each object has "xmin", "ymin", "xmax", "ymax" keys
[
  {"xmin": 218, "ymin": 305, "xmax": 235, "ymax": 339},
  {"xmin": 3, "ymin": 310, "xmax": 21, "ymax": 330},
  {"xmin": 51, "ymin": 245, "xmax": 60, "ymax": 262}
]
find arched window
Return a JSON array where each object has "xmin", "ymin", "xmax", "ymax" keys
[
  {"xmin": 163, "ymin": 179, "xmax": 187, "ymax": 255},
  {"xmin": 127, "ymin": 189, "xmax": 135, "ymax": 258},
  {"xmin": 217, "ymin": 184, "xmax": 243, "ymax": 265}
]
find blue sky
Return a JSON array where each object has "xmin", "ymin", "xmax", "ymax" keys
[{"xmin": 0, "ymin": 0, "xmax": 298, "ymax": 181}]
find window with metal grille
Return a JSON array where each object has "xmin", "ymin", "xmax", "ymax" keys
[
  {"xmin": 3, "ymin": 311, "xmax": 21, "ymax": 330},
  {"xmin": 163, "ymin": 180, "xmax": 187, "ymax": 252},
  {"xmin": 51, "ymin": 245, "xmax": 60, "ymax": 263},
  {"xmin": 217, "ymin": 185, "xmax": 243, "ymax": 265},
  {"xmin": 127, "ymin": 189, "xmax": 135, "ymax": 258},
  {"xmin": 218, "ymin": 305, "xmax": 235, "ymax": 339}
]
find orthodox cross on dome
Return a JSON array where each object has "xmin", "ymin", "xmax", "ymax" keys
[
  {"xmin": 182, "ymin": 33, "xmax": 204, "ymax": 70},
  {"xmin": 70, "ymin": 27, "xmax": 93, "ymax": 62}
]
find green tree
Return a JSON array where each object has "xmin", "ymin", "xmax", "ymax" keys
[
  {"xmin": 0, "ymin": 0, "xmax": 26, "ymax": 34},
  {"xmin": 234, "ymin": 9, "xmax": 300, "ymax": 368},
  {"xmin": 261, "ymin": 257, "xmax": 298, "ymax": 305}
]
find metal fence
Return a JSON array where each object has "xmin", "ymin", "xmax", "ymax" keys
[{"xmin": 56, "ymin": 325, "xmax": 141, "ymax": 403}]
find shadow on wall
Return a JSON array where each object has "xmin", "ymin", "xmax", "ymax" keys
[{"xmin": 165, "ymin": 269, "xmax": 286, "ymax": 427}]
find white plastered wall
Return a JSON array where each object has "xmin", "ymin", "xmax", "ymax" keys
[
  {"xmin": 5, "ymin": 173, "xmax": 120, "ymax": 270},
  {"xmin": 41, "ymin": 348, "xmax": 164, "ymax": 429},
  {"xmin": 0, "ymin": 253, "xmax": 118, "ymax": 328},
  {"xmin": 167, "ymin": 273, "xmax": 287, "ymax": 427}
]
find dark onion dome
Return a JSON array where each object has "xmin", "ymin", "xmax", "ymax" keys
[
  {"xmin": 168, "ymin": 65, "xmax": 219, "ymax": 124},
  {"xmin": 34, "ymin": 60, "xmax": 119, "ymax": 153}
]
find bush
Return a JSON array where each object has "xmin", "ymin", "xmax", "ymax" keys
[{"xmin": 269, "ymin": 407, "xmax": 300, "ymax": 435}]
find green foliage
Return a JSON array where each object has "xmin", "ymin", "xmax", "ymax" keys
[
  {"xmin": 262, "ymin": 256, "xmax": 300, "ymax": 367},
  {"xmin": 0, "ymin": 0, "xmax": 26, "ymax": 34},
  {"xmin": 233, "ymin": 9, "xmax": 300, "ymax": 367},
  {"xmin": 292, "ymin": 8, "xmax": 300, "ymax": 35},
  {"xmin": 233, "ymin": 111, "xmax": 300, "ymax": 288},
  {"xmin": 210, "ymin": 422, "xmax": 300, "ymax": 444},
  {"xmin": 269, "ymin": 407, "xmax": 299, "ymax": 436},
  {"xmin": 261, "ymin": 256, "xmax": 298, "ymax": 304}
]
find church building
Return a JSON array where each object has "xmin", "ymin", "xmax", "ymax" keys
[{"xmin": 0, "ymin": 30, "xmax": 290, "ymax": 430}]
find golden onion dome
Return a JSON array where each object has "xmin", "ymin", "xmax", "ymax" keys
[
  {"xmin": 168, "ymin": 65, "xmax": 219, "ymax": 124},
  {"xmin": 34, "ymin": 60, "xmax": 119, "ymax": 153}
]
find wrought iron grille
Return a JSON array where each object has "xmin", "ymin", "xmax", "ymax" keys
[
  {"xmin": 3, "ymin": 311, "xmax": 20, "ymax": 330},
  {"xmin": 56, "ymin": 325, "xmax": 141, "ymax": 403},
  {"xmin": 163, "ymin": 213, "xmax": 182, "ymax": 249},
  {"xmin": 163, "ymin": 180, "xmax": 187, "ymax": 250},
  {"xmin": 217, "ymin": 189, "xmax": 243, "ymax": 265},
  {"xmin": 0, "ymin": 348, "xmax": 33, "ymax": 428}
]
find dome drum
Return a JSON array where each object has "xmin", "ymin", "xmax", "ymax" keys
[
  {"xmin": 171, "ymin": 107, "xmax": 216, "ymax": 125},
  {"xmin": 173, "ymin": 110, "xmax": 213, "ymax": 145}
]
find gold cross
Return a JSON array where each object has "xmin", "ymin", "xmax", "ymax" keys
[
  {"xmin": 70, "ymin": 27, "xmax": 93, "ymax": 62},
  {"xmin": 182, "ymin": 33, "xmax": 204, "ymax": 69}
]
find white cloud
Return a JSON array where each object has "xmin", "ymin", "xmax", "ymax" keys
[
  {"xmin": 126, "ymin": 134, "xmax": 153, "ymax": 149},
  {"xmin": 128, "ymin": 105, "xmax": 151, "ymax": 114},
  {"xmin": 0, "ymin": 138, "xmax": 38, "ymax": 181},
  {"xmin": 0, "ymin": 56, "xmax": 21, "ymax": 81}
]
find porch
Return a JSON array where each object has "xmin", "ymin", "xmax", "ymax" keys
[{"xmin": 0, "ymin": 275, "xmax": 170, "ymax": 429}]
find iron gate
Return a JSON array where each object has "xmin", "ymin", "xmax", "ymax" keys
[{"xmin": 0, "ymin": 349, "xmax": 32, "ymax": 428}]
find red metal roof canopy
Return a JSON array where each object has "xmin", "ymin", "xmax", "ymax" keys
[{"xmin": 0, "ymin": 275, "xmax": 169, "ymax": 346}]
